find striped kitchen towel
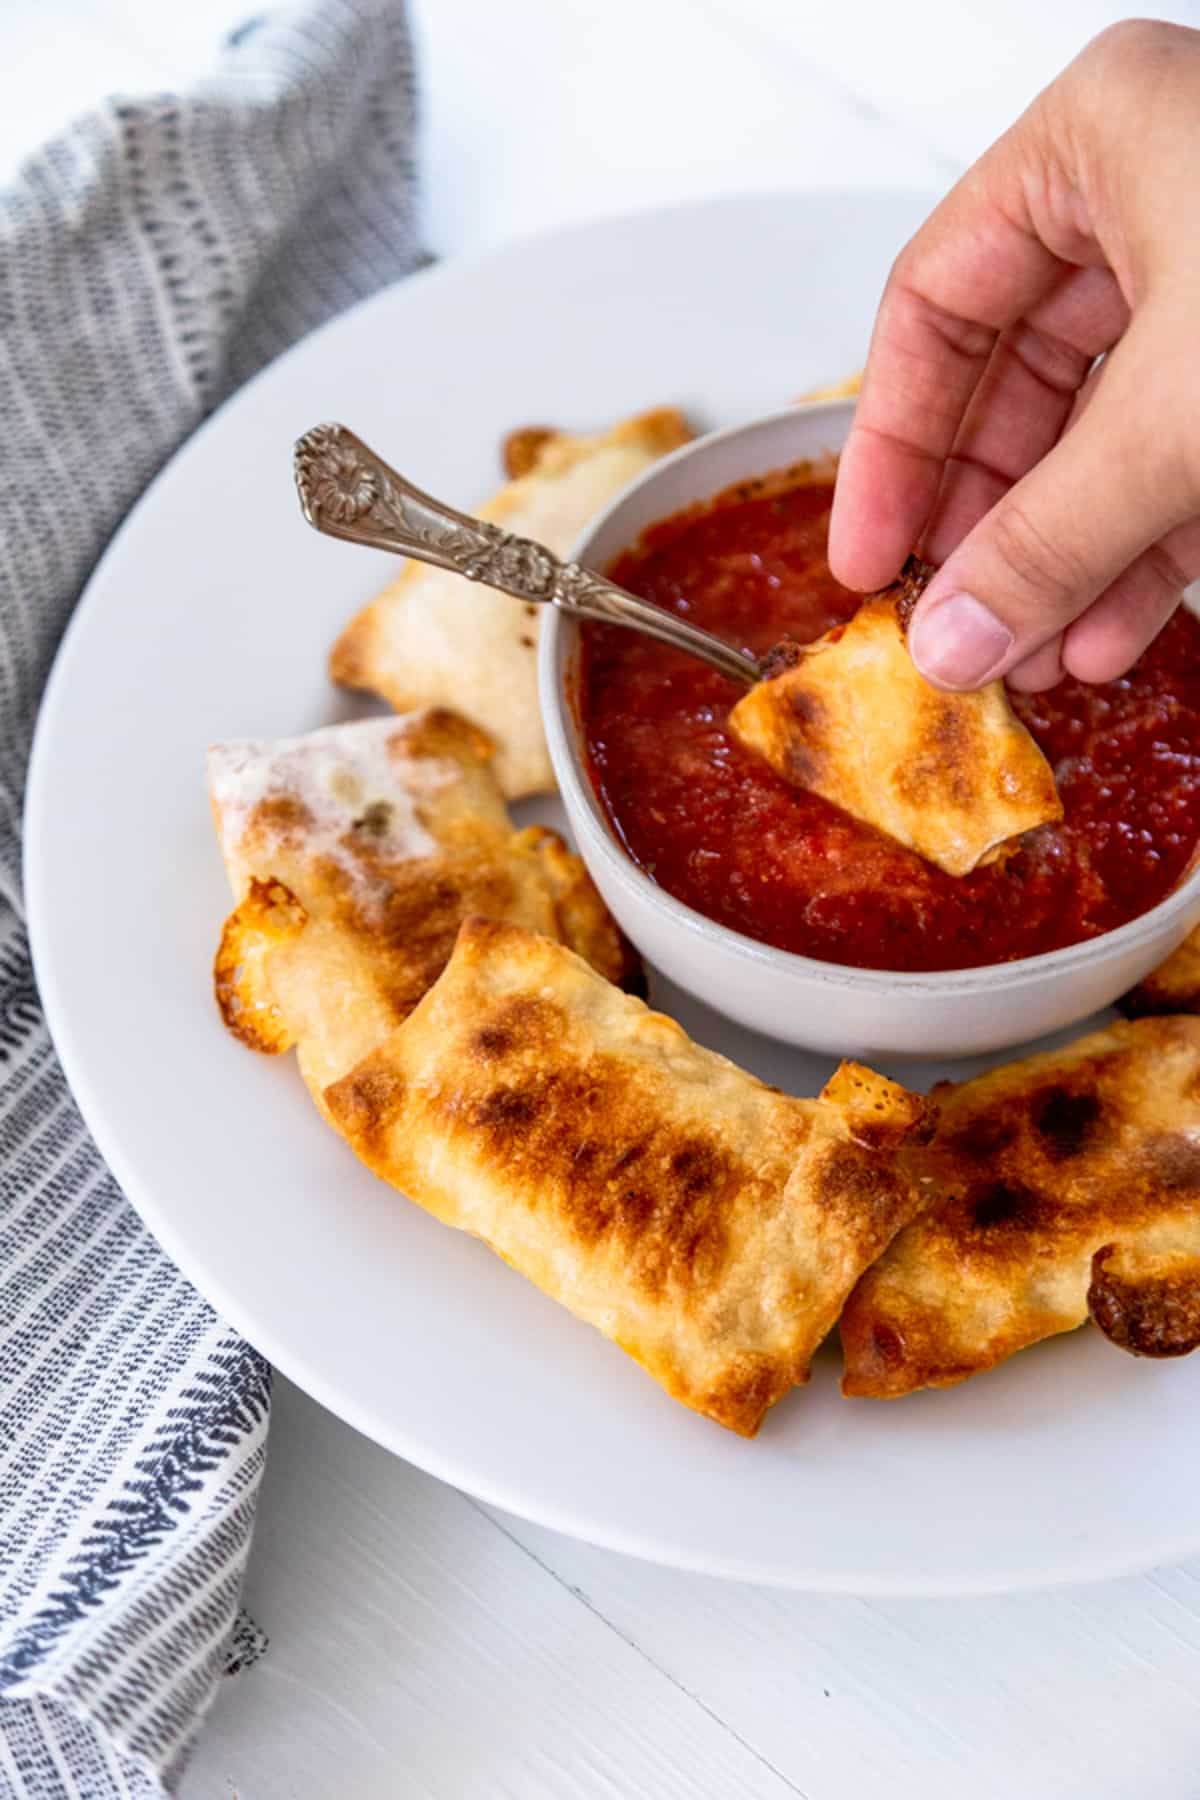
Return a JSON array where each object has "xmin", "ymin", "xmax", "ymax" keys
[{"xmin": 0, "ymin": 5, "xmax": 424, "ymax": 1793}]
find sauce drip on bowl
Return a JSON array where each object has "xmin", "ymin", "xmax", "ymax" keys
[{"xmin": 578, "ymin": 473, "xmax": 1200, "ymax": 973}]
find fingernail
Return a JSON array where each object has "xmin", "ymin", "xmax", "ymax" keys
[{"xmin": 908, "ymin": 592, "xmax": 1014, "ymax": 689}]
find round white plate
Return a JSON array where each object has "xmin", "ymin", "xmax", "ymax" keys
[{"xmin": 26, "ymin": 191, "xmax": 1200, "ymax": 1595}]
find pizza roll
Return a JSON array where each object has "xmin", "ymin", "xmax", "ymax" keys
[
  {"xmin": 1119, "ymin": 924, "xmax": 1200, "ymax": 1017},
  {"xmin": 795, "ymin": 369, "xmax": 862, "ymax": 402},
  {"xmin": 329, "ymin": 407, "xmax": 694, "ymax": 799},
  {"xmin": 208, "ymin": 710, "xmax": 639, "ymax": 1114},
  {"xmin": 840, "ymin": 1017, "xmax": 1200, "ymax": 1398},
  {"xmin": 325, "ymin": 917, "xmax": 932, "ymax": 1436},
  {"xmin": 728, "ymin": 578, "xmax": 1062, "ymax": 877}
]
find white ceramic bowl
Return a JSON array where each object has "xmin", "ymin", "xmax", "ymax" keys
[{"xmin": 539, "ymin": 400, "xmax": 1200, "ymax": 1061}]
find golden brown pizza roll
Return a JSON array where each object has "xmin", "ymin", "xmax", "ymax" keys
[
  {"xmin": 840, "ymin": 1016, "xmax": 1200, "ymax": 1398},
  {"xmin": 208, "ymin": 710, "xmax": 639, "ymax": 1116},
  {"xmin": 329, "ymin": 406, "xmax": 694, "ymax": 800},
  {"xmin": 795, "ymin": 369, "xmax": 863, "ymax": 402},
  {"xmin": 1119, "ymin": 925, "xmax": 1200, "ymax": 1017},
  {"xmin": 325, "ymin": 917, "xmax": 933, "ymax": 1436},
  {"xmin": 727, "ymin": 579, "xmax": 1062, "ymax": 877}
]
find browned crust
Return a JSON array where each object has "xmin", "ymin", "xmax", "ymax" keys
[
  {"xmin": 696, "ymin": 1355, "xmax": 804, "ymax": 1438},
  {"xmin": 758, "ymin": 639, "xmax": 803, "ymax": 680},
  {"xmin": 501, "ymin": 425, "xmax": 558, "ymax": 479},
  {"xmin": 515, "ymin": 825, "xmax": 645, "ymax": 995},
  {"xmin": 819, "ymin": 1060, "xmax": 935, "ymax": 1153},
  {"xmin": 889, "ymin": 557, "xmax": 934, "ymax": 634},
  {"xmin": 1119, "ymin": 927, "xmax": 1200, "ymax": 1018},
  {"xmin": 795, "ymin": 370, "xmax": 863, "ymax": 402},
  {"xmin": 328, "ymin": 611, "xmax": 372, "ymax": 690},
  {"xmin": 728, "ymin": 589, "xmax": 1061, "ymax": 878},
  {"xmin": 214, "ymin": 877, "xmax": 308, "ymax": 1053},
  {"xmin": 325, "ymin": 915, "xmax": 931, "ymax": 1437},
  {"xmin": 1088, "ymin": 1243, "xmax": 1200, "ymax": 1357},
  {"xmin": 208, "ymin": 713, "xmax": 639, "ymax": 1102},
  {"xmin": 564, "ymin": 405, "xmax": 692, "ymax": 462},
  {"xmin": 396, "ymin": 705, "xmax": 497, "ymax": 767},
  {"xmin": 840, "ymin": 1016, "xmax": 1200, "ymax": 1398}
]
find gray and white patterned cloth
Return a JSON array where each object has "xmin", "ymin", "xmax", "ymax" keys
[{"xmin": 0, "ymin": 5, "xmax": 424, "ymax": 1793}]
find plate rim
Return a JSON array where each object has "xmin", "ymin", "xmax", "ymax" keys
[{"xmin": 26, "ymin": 184, "xmax": 1199, "ymax": 1596}]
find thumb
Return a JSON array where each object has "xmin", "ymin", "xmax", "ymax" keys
[{"xmin": 907, "ymin": 315, "xmax": 1199, "ymax": 690}]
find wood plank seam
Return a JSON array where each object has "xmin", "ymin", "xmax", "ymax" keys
[{"xmin": 472, "ymin": 1499, "xmax": 813, "ymax": 1800}]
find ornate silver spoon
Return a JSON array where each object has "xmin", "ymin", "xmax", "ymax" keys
[{"xmin": 293, "ymin": 422, "xmax": 761, "ymax": 687}]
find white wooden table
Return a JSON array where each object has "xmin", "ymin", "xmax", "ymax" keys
[{"xmin": 5, "ymin": 0, "xmax": 1200, "ymax": 1793}]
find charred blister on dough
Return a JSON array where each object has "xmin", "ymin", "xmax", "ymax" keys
[
  {"xmin": 727, "ymin": 586, "xmax": 1060, "ymax": 878},
  {"xmin": 325, "ymin": 917, "xmax": 932, "ymax": 1436},
  {"xmin": 1089, "ymin": 1243, "xmax": 1200, "ymax": 1358},
  {"xmin": 840, "ymin": 1017, "xmax": 1200, "ymax": 1399}
]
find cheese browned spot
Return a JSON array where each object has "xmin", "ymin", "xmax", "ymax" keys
[
  {"xmin": 329, "ymin": 406, "xmax": 694, "ymax": 800},
  {"xmin": 207, "ymin": 710, "xmax": 640, "ymax": 1119},
  {"xmin": 840, "ymin": 1017, "xmax": 1200, "ymax": 1398},
  {"xmin": 325, "ymin": 916, "xmax": 932, "ymax": 1437},
  {"xmin": 727, "ymin": 579, "xmax": 1062, "ymax": 878}
]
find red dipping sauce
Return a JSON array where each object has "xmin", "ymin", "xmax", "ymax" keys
[{"xmin": 579, "ymin": 473, "xmax": 1200, "ymax": 973}]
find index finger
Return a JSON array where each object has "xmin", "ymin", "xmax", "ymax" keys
[{"xmin": 828, "ymin": 140, "xmax": 1079, "ymax": 592}]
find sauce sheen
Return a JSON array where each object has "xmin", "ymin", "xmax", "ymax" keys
[{"xmin": 579, "ymin": 478, "xmax": 1200, "ymax": 972}]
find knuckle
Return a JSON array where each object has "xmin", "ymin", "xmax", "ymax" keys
[
  {"xmin": 1142, "ymin": 538, "xmax": 1192, "ymax": 602},
  {"xmin": 1006, "ymin": 320, "xmax": 1085, "ymax": 400},
  {"xmin": 1176, "ymin": 413, "xmax": 1200, "ymax": 513},
  {"xmin": 1061, "ymin": 20, "xmax": 1187, "ymax": 133},
  {"xmin": 1085, "ymin": 18, "xmax": 1177, "ymax": 69},
  {"xmin": 985, "ymin": 501, "xmax": 1093, "ymax": 613}
]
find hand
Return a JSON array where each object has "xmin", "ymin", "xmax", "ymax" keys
[{"xmin": 828, "ymin": 19, "xmax": 1200, "ymax": 693}]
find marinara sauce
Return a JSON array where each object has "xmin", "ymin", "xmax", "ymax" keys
[{"xmin": 579, "ymin": 473, "xmax": 1200, "ymax": 973}]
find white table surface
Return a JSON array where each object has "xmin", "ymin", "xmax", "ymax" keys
[{"xmin": 6, "ymin": 0, "xmax": 1200, "ymax": 1794}]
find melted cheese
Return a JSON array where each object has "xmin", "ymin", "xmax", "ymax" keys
[
  {"xmin": 208, "ymin": 716, "xmax": 441, "ymax": 888},
  {"xmin": 207, "ymin": 709, "xmax": 640, "ymax": 1113}
]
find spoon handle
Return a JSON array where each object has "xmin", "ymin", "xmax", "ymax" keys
[{"xmin": 294, "ymin": 422, "xmax": 760, "ymax": 688}]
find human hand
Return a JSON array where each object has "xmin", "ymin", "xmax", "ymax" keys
[{"xmin": 828, "ymin": 19, "xmax": 1200, "ymax": 693}]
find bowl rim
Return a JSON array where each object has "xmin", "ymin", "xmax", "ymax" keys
[{"xmin": 539, "ymin": 400, "xmax": 1200, "ymax": 995}]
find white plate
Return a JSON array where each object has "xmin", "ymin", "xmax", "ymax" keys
[{"xmin": 25, "ymin": 191, "xmax": 1200, "ymax": 1595}]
